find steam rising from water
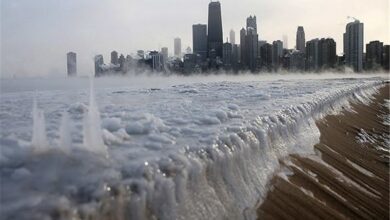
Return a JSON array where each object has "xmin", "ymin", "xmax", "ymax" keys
[
  {"xmin": 31, "ymin": 97, "xmax": 48, "ymax": 153},
  {"xmin": 59, "ymin": 111, "xmax": 71, "ymax": 154},
  {"xmin": 82, "ymin": 77, "xmax": 107, "ymax": 156}
]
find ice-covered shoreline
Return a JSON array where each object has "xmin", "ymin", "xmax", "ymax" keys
[{"xmin": 0, "ymin": 76, "xmax": 386, "ymax": 220}]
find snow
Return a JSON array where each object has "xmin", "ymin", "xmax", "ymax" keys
[
  {"xmin": 0, "ymin": 74, "xmax": 386, "ymax": 220},
  {"xmin": 346, "ymin": 159, "xmax": 376, "ymax": 178},
  {"xmin": 101, "ymin": 117, "xmax": 122, "ymax": 132}
]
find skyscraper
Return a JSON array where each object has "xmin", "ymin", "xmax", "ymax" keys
[
  {"xmin": 118, "ymin": 54, "xmax": 125, "ymax": 72},
  {"xmin": 94, "ymin": 55, "xmax": 104, "ymax": 77},
  {"xmin": 208, "ymin": 1, "xmax": 223, "ymax": 58},
  {"xmin": 111, "ymin": 51, "xmax": 118, "ymax": 65},
  {"xmin": 223, "ymin": 42, "xmax": 232, "ymax": 67},
  {"xmin": 306, "ymin": 39, "xmax": 319, "ymax": 70},
  {"xmin": 366, "ymin": 41, "xmax": 383, "ymax": 70},
  {"xmin": 246, "ymin": 16, "xmax": 257, "ymax": 33},
  {"xmin": 344, "ymin": 20, "xmax": 364, "ymax": 72},
  {"xmin": 272, "ymin": 40, "xmax": 283, "ymax": 69},
  {"xmin": 193, "ymin": 24, "xmax": 208, "ymax": 61},
  {"xmin": 230, "ymin": 29, "xmax": 236, "ymax": 45},
  {"xmin": 174, "ymin": 38, "xmax": 182, "ymax": 57},
  {"xmin": 245, "ymin": 27, "xmax": 258, "ymax": 71},
  {"xmin": 296, "ymin": 26, "xmax": 305, "ymax": 53},
  {"xmin": 260, "ymin": 43, "xmax": 273, "ymax": 70},
  {"xmin": 318, "ymin": 38, "xmax": 337, "ymax": 69},
  {"xmin": 161, "ymin": 47, "xmax": 168, "ymax": 63},
  {"xmin": 67, "ymin": 52, "xmax": 77, "ymax": 77},
  {"xmin": 240, "ymin": 28, "xmax": 246, "ymax": 66},
  {"xmin": 232, "ymin": 44, "xmax": 239, "ymax": 68},
  {"xmin": 383, "ymin": 45, "xmax": 390, "ymax": 71},
  {"xmin": 149, "ymin": 51, "xmax": 164, "ymax": 72}
]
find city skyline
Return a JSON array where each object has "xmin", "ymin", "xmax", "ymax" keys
[{"xmin": 1, "ymin": 0, "xmax": 389, "ymax": 77}]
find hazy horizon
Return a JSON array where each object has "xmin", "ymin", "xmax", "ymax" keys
[{"xmin": 1, "ymin": 0, "xmax": 389, "ymax": 77}]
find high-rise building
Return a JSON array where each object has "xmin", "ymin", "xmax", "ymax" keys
[
  {"xmin": 193, "ymin": 24, "xmax": 208, "ymax": 61},
  {"xmin": 67, "ymin": 52, "xmax": 77, "ymax": 77},
  {"xmin": 306, "ymin": 39, "xmax": 319, "ymax": 70},
  {"xmin": 118, "ymin": 54, "xmax": 126, "ymax": 73},
  {"xmin": 296, "ymin": 26, "xmax": 305, "ymax": 53},
  {"xmin": 318, "ymin": 38, "xmax": 337, "ymax": 69},
  {"xmin": 272, "ymin": 40, "xmax": 283, "ymax": 69},
  {"xmin": 183, "ymin": 53, "xmax": 201, "ymax": 74},
  {"xmin": 149, "ymin": 51, "xmax": 164, "ymax": 72},
  {"xmin": 289, "ymin": 50, "xmax": 305, "ymax": 71},
  {"xmin": 260, "ymin": 43, "xmax": 273, "ymax": 71},
  {"xmin": 366, "ymin": 41, "xmax": 383, "ymax": 70},
  {"xmin": 223, "ymin": 42, "xmax": 232, "ymax": 67},
  {"xmin": 240, "ymin": 28, "xmax": 246, "ymax": 65},
  {"xmin": 230, "ymin": 30, "xmax": 236, "ymax": 45},
  {"xmin": 344, "ymin": 20, "xmax": 364, "ymax": 72},
  {"xmin": 174, "ymin": 38, "xmax": 182, "ymax": 57},
  {"xmin": 245, "ymin": 27, "xmax": 258, "ymax": 71},
  {"xmin": 161, "ymin": 47, "xmax": 168, "ymax": 63},
  {"xmin": 232, "ymin": 44, "xmax": 239, "ymax": 68},
  {"xmin": 208, "ymin": 1, "xmax": 223, "ymax": 58},
  {"xmin": 94, "ymin": 55, "xmax": 104, "ymax": 77},
  {"xmin": 246, "ymin": 16, "xmax": 257, "ymax": 33},
  {"xmin": 383, "ymin": 45, "xmax": 390, "ymax": 71},
  {"xmin": 111, "ymin": 51, "xmax": 118, "ymax": 65}
]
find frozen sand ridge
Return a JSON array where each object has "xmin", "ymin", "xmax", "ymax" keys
[{"xmin": 0, "ymin": 78, "xmax": 385, "ymax": 220}]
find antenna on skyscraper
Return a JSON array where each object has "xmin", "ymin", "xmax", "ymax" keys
[{"xmin": 347, "ymin": 16, "xmax": 358, "ymax": 22}]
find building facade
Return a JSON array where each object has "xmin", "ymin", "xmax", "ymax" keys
[
  {"xmin": 161, "ymin": 47, "xmax": 168, "ymax": 63},
  {"xmin": 344, "ymin": 20, "xmax": 364, "ymax": 72},
  {"xmin": 208, "ymin": 1, "xmax": 223, "ymax": 58},
  {"xmin": 260, "ymin": 43, "xmax": 273, "ymax": 71},
  {"xmin": 318, "ymin": 38, "xmax": 337, "ymax": 69},
  {"xmin": 240, "ymin": 28, "xmax": 246, "ymax": 66},
  {"xmin": 94, "ymin": 55, "xmax": 104, "ymax": 77},
  {"xmin": 366, "ymin": 41, "xmax": 383, "ymax": 70},
  {"xmin": 111, "ymin": 51, "xmax": 118, "ymax": 65},
  {"xmin": 272, "ymin": 40, "xmax": 283, "ymax": 69},
  {"xmin": 245, "ymin": 27, "xmax": 258, "ymax": 71},
  {"xmin": 193, "ymin": 24, "xmax": 208, "ymax": 61},
  {"xmin": 296, "ymin": 26, "xmax": 305, "ymax": 53},
  {"xmin": 174, "ymin": 38, "xmax": 182, "ymax": 58},
  {"xmin": 223, "ymin": 42, "xmax": 233, "ymax": 68},
  {"xmin": 306, "ymin": 39, "xmax": 319, "ymax": 70},
  {"xmin": 230, "ymin": 29, "xmax": 236, "ymax": 45},
  {"xmin": 246, "ymin": 16, "xmax": 257, "ymax": 33}
]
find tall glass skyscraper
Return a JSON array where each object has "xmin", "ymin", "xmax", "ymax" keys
[
  {"xmin": 296, "ymin": 26, "xmax": 306, "ymax": 53},
  {"xmin": 207, "ymin": 1, "xmax": 223, "ymax": 58},
  {"xmin": 246, "ymin": 16, "xmax": 257, "ymax": 33},
  {"xmin": 193, "ymin": 24, "xmax": 208, "ymax": 61},
  {"xmin": 344, "ymin": 20, "xmax": 364, "ymax": 72}
]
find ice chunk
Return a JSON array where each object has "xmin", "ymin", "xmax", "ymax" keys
[{"xmin": 102, "ymin": 117, "xmax": 122, "ymax": 132}]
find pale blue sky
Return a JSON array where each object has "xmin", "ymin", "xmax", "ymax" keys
[{"xmin": 1, "ymin": 0, "xmax": 389, "ymax": 77}]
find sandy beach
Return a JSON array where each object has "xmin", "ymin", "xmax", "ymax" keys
[{"xmin": 257, "ymin": 84, "xmax": 389, "ymax": 220}]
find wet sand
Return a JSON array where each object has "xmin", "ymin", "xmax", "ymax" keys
[{"xmin": 257, "ymin": 84, "xmax": 389, "ymax": 220}]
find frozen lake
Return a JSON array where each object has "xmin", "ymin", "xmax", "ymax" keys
[{"xmin": 0, "ymin": 74, "xmax": 387, "ymax": 220}]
